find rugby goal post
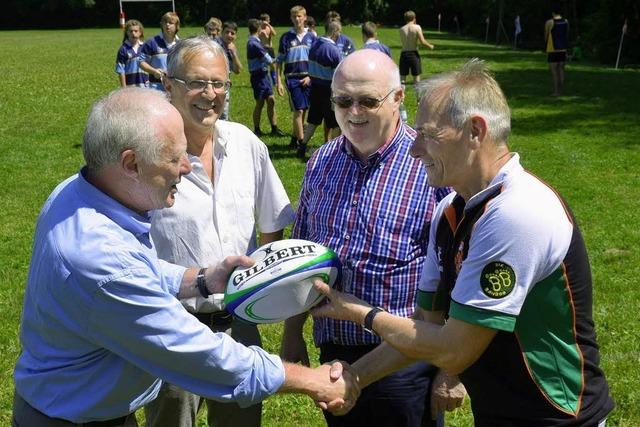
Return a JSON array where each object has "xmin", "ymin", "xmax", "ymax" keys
[{"xmin": 118, "ymin": 0, "xmax": 176, "ymax": 27}]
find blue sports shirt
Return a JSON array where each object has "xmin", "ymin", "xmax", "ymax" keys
[
  {"xmin": 115, "ymin": 41, "xmax": 149, "ymax": 87},
  {"xmin": 293, "ymin": 123, "xmax": 451, "ymax": 345},
  {"xmin": 362, "ymin": 40, "xmax": 392, "ymax": 58},
  {"xmin": 14, "ymin": 169, "xmax": 285, "ymax": 423},
  {"xmin": 277, "ymin": 29, "xmax": 315, "ymax": 77},
  {"xmin": 308, "ymin": 37, "xmax": 342, "ymax": 87},
  {"xmin": 247, "ymin": 35, "xmax": 273, "ymax": 76},
  {"xmin": 140, "ymin": 34, "xmax": 176, "ymax": 83},
  {"xmin": 336, "ymin": 34, "xmax": 356, "ymax": 58}
]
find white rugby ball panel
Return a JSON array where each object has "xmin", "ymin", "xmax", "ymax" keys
[{"xmin": 223, "ymin": 239, "xmax": 341, "ymax": 324}]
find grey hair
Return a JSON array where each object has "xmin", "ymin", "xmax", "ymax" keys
[
  {"xmin": 82, "ymin": 87, "xmax": 171, "ymax": 172},
  {"xmin": 166, "ymin": 35, "xmax": 229, "ymax": 78},
  {"xmin": 416, "ymin": 58, "xmax": 511, "ymax": 143}
]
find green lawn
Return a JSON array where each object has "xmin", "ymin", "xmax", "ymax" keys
[{"xmin": 0, "ymin": 25, "xmax": 638, "ymax": 426}]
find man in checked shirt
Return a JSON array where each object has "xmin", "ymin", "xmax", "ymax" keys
[{"xmin": 281, "ymin": 49, "xmax": 465, "ymax": 427}]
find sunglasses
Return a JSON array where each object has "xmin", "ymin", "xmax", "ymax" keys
[{"xmin": 330, "ymin": 88, "xmax": 398, "ymax": 110}]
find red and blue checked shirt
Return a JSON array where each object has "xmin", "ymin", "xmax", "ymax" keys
[{"xmin": 293, "ymin": 122, "xmax": 451, "ymax": 345}]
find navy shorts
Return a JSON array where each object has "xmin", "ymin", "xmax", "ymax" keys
[
  {"xmin": 286, "ymin": 76, "xmax": 310, "ymax": 111},
  {"xmin": 399, "ymin": 50, "xmax": 422, "ymax": 76},
  {"xmin": 250, "ymin": 72, "xmax": 273, "ymax": 100},
  {"xmin": 547, "ymin": 51, "xmax": 567, "ymax": 63},
  {"xmin": 307, "ymin": 84, "xmax": 338, "ymax": 129}
]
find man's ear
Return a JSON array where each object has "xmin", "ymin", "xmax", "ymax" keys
[
  {"xmin": 394, "ymin": 87, "xmax": 404, "ymax": 106},
  {"xmin": 120, "ymin": 149, "xmax": 140, "ymax": 179},
  {"xmin": 162, "ymin": 75, "xmax": 172, "ymax": 93},
  {"xmin": 469, "ymin": 115, "xmax": 488, "ymax": 147}
]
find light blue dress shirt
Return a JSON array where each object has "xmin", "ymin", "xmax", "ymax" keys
[{"xmin": 14, "ymin": 168, "xmax": 285, "ymax": 423}]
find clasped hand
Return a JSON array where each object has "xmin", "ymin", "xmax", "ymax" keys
[{"xmin": 313, "ymin": 360, "xmax": 360, "ymax": 415}]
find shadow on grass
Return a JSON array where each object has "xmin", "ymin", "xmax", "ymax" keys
[{"xmin": 497, "ymin": 67, "xmax": 639, "ymax": 147}]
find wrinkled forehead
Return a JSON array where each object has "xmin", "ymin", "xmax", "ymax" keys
[
  {"xmin": 417, "ymin": 87, "xmax": 452, "ymax": 126},
  {"xmin": 332, "ymin": 69, "xmax": 390, "ymax": 96}
]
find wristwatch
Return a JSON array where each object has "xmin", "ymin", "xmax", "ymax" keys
[
  {"xmin": 196, "ymin": 268, "xmax": 212, "ymax": 298},
  {"xmin": 363, "ymin": 307, "xmax": 385, "ymax": 335}
]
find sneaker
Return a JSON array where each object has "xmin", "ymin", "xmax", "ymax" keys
[
  {"xmin": 270, "ymin": 127, "xmax": 286, "ymax": 137},
  {"xmin": 289, "ymin": 136, "xmax": 298, "ymax": 148},
  {"xmin": 296, "ymin": 143, "xmax": 308, "ymax": 159},
  {"xmin": 254, "ymin": 128, "xmax": 263, "ymax": 136}
]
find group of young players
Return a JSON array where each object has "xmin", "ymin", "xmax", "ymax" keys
[{"xmin": 114, "ymin": 7, "xmax": 436, "ymax": 158}]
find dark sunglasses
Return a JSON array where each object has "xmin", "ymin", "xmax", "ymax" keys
[{"xmin": 330, "ymin": 88, "xmax": 398, "ymax": 110}]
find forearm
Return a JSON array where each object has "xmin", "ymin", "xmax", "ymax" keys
[
  {"xmin": 139, "ymin": 61, "xmax": 164, "ymax": 80},
  {"xmin": 230, "ymin": 52, "xmax": 242, "ymax": 74},
  {"xmin": 118, "ymin": 73, "xmax": 127, "ymax": 88},
  {"xmin": 370, "ymin": 311, "xmax": 495, "ymax": 375},
  {"xmin": 351, "ymin": 341, "xmax": 415, "ymax": 388}
]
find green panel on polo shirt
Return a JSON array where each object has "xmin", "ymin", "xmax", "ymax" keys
[
  {"xmin": 449, "ymin": 300, "xmax": 516, "ymax": 332},
  {"xmin": 516, "ymin": 266, "xmax": 583, "ymax": 415}
]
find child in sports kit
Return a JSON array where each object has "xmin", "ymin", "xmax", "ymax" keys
[
  {"xmin": 115, "ymin": 19, "xmax": 148, "ymax": 88},
  {"xmin": 259, "ymin": 13, "xmax": 278, "ymax": 85},
  {"xmin": 139, "ymin": 12, "xmax": 179, "ymax": 91},
  {"xmin": 214, "ymin": 21, "xmax": 243, "ymax": 120},
  {"xmin": 276, "ymin": 5, "xmax": 316, "ymax": 151},
  {"xmin": 204, "ymin": 17, "xmax": 222, "ymax": 40},
  {"xmin": 361, "ymin": 21, "xmax": 392, "ymax": 58},
  {"xmin": 247, "ymin": 19, "xmax": 285, "ymax": 137}
]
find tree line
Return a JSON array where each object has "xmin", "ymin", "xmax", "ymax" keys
[{"xmin": 1, "ymin": 0, "xmax": 638, "ymax": 66}]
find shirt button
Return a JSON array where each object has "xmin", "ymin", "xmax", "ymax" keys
[
  {"xmin": 352, "ymin": 200, "xmax": 358, "ymax": 206},
  {"xmin": 223, "ymin": 236, "xmax": 229, "ymax": 243},
  {"xmin": 344, "ymin": 234, "xmax": 351, "ymax": 241}
]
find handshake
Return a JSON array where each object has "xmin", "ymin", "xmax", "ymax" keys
[{"xmin": 281, "ymin": 360, "xmax": 359, "ymax": 416}]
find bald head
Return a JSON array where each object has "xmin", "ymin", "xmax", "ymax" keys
[
  {"xmin": 83, "ymin": 87, "xmax": 179, "ymax": 172},
  {"xmin": 332, "ymin": 50, "xmax": 400, "ymax": 92}
]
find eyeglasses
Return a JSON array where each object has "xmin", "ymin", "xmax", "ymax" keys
[
  {"xmin": 169, "ymin": 77, "xmax": 231, "ymax": 93},
  {"xmin": 330, "ymin": 88, "xmax": 398, "ymax": 110}
]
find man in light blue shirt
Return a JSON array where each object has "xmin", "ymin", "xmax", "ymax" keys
[{"xmin": 12, "ymin": 87, "xmax": 358, "ymax": 426}]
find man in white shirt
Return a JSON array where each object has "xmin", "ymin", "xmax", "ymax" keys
[{"xmin": 147, "ymin": 36, "xmax": 295, "ymax": 427}]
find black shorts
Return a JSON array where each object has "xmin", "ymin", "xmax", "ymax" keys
[
  {"xmin": 307, "ymin": 84, "xmax": 338, "ymax": 129},
  {"xmin": 399, "ymin": 50, "xmax": 422, "ymax": 76},
  {"xmin": 547, "ymin": 51, "xmax": 567, "ymax": 63}
]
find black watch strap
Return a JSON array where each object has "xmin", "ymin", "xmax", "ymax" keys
[
  {"xmin": 363, "ymin": 307, "xmax": 385, "ymax": 334},
  {"xmin": 196, "ymin": 268, "xmax": 212, "ymax": 298}
]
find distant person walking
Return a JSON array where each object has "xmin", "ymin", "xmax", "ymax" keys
[
  {"xmin": 399, "ymin": 10, "xmax": 434, "ymax": 85},
  {"xmin": 115, "ymin": 19, "xmax": 148, "ymax": 88},
  {"xmin": 545, "ymin": 6, "xmax": 569, "ymax": 96}
]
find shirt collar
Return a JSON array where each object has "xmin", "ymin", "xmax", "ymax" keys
[
  {"xmin": 320, "ymin": 36, "xmax": 336, "ymax": 44},
  {"xmin": 78, "ymin": 167, "xmax": 151, "ymax": 236},
  {"xmin": 213, "ymin": 122, "xmax": 229, "ymax": 156},
  {"xmin": 465, "ymin": 153, "xmax": 521, "ymax": 210}
]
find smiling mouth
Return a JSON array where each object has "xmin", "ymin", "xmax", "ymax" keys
[
  {"xmin": 348, "ymin": 118, "xmax": 367, "ymax": 126},
  {"xmin": 194, "ymin": 104, "xmax": 215, "ymax": 112}
]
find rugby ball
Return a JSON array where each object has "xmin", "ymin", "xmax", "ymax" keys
[{"xmin": 224, "ymin": 239, "xmax": 341, "ymax": 324}]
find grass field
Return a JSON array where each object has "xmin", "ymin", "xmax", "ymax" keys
[{"xmin": 0, "ymin": 24, "xmax": 639, "ymax": 426}]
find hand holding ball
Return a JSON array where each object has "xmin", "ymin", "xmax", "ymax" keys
[{"xmin": 224, "ymin": 239, "xmax": 341, "ymax": 324}]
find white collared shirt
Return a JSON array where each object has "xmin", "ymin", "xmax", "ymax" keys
[{"xmin": 151, "ymin": 120, "xmax": 295, "ymax": 312}]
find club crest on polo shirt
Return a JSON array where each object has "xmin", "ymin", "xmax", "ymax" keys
[{"xmin": 480, "ymin": 261, "xmax": 515, "ymax": 298}]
